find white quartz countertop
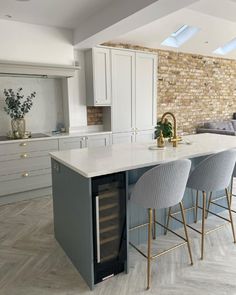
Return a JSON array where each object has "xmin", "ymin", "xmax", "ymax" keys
[
  {"xmin": 0, "ymin": 130, "xmax": 112, "ymax": 145},
  {"xmin": 49, "ymin": 133, "xmax": 236, "ymax": 178}
]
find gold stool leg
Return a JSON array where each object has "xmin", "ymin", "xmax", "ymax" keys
[
  {"xmin": 147, "ymin": 208, "xmax": 153, "ymax": 290},
  {"xmin": 164, "ymin": 207, "xmax": 172, "ymax": 235},
  {"xmin": 179, "ymin": 202, "xmax": 193, "ymax": 265},
  {"xmin": 225, "ymin": 188, "xmax": 236, "ymax": 243},
  {"xmin": 153, "ymin": 209, "xmax": 156, "ymax": 240},
  {"xmin": 205, "ymin": 192, "xmax": 212, "ymax": 219},
  {"xmin": 201, "ymin": 191, "xmax": 206, "ymax": 260},
  {"xmin": 195, "ymin": 190, "xmax": 199, "ymax": 223},
  {"xmin": 230, "ymin": 177, "xmax": 234, "ymax": 206}
]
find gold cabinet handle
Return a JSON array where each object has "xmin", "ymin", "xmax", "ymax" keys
[
  {"xmin": 20, "ymin": 142, "xmax": 27, "ymax": 147},
  {"xmin": 20, "ymin": 153, "xmax": 28, "ymax": 159},
  {"xmin": 22, "ymin": 172, "xmax": 29, "ymax": 177}
]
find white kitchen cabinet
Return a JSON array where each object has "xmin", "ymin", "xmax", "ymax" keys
[
  {"xmin": 111, "ymin": 49, "xmax": 135, "ymax": 133},
  {"xmin": 135, "ymin": 52, "xmax": 157, "ymax": 130},
  {"xmin": 85, "ymin": 47, "xmax": 111, "ymax": 106},
  {"xmin": 59, "ymin": 134, "xmax": 111, "ymax": 150},
  {"xmin": 0, "ymin": 139, "xmax": 58, "ymax": 198},
  {"xmin": 58, "ymin": 137, "xmax": 86, "ymax": 150},
  {"xmin": 135, "ymin": 129, "xmax": 154, "ymax": 143},
  {"xmin": 86, "ymin": 134, "xmax": 111, "ymax": 148},
  {"xmin": 111, "ymin": 48, "xmax": 157, "ymax": 135},
  {"xmin": 112, "ymin": 132, "xmax": 135, "ymax": 144}
]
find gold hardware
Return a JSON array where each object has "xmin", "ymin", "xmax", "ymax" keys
[
  {"xmin": 20, "ymin": 142, "xmax": 27, "ymax": 147},
  {"xmin": 129, "ymin": 202, "xmax": 193, "ymax": 290},
  {"xmin": 147, "ymin": 208, "xmax": 152, "ymax": 290},
  {"xmin": 161, "ymin": 112, "xmax": 180, "ymax": 148},
  {"xmin": 157, "ymin": 130, "xmax": 165, "ymax": 148},
  {"xmin": 20, "ymin": 153, "xmax": 28, "ymax": 159},
  {"xmin": 22, "ymin": 172, "xmax": 29, "ymax": 177}
]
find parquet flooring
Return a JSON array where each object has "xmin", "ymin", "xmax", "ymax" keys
[{"xmin": 1, "ymin": 185, "xmax": 236, "ymax": 295}]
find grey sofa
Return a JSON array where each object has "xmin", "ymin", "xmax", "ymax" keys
[{"xmin": 197, "ymin": 120, "xmax": 236, "ymax": 136}]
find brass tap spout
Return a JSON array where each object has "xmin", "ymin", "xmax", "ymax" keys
[{"xmin": 161, "ymin": 112, "xmax": 178, "ymax": 147}]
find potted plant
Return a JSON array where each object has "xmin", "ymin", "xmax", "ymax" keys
[
  {"xmin": 3, "ymin": 88, "xmax": 36, "ymax": 139},
  {"xmin": 154, "ymin": 118, "xmax": 173, "ymax": 140}
]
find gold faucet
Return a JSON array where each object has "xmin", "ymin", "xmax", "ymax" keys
[{"xmin": 161, "ymin": 112, "xmax": 179, "ymax": 148}]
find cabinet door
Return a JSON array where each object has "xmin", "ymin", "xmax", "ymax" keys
[
  {"xmin": 93, "ymin": 48, "xmax": 111, "ymax": 105},
  {"xmin": 58, "ymin": 137, "xmax": 86, "ymax": 150},
  {"xmin": 86, "ymin": 134, "xmax": 111, "ymax": 148},
  {"xmin": 112, "ymin": 132, "xmax": 135, "ymax": 145},
  {"xmin": 135, "ymin": 130, "xmax": 154, "ymax": 143},
  {"xmin": 111, "ymin": 50, "xmax": 135, "ymax": 133},
  {"xmin": 135, "ymin": 53, "xmax": 157, "ymax": 131}
]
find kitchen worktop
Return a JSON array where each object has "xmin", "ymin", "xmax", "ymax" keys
[
  {"xmin": 0, "ymin": 130, "xmax": 112, "ymax": 144},
  {"xmin": 50, "ymin": 133, "xmax": 236, "ymax": 178}
]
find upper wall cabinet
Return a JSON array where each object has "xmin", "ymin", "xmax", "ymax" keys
[
  {"xmin": 85, "ymin": 48, "xmax": 112, "ymax": 106},
  {"xmin": 111, "ymin": 49, "xmax": 157, "ymax": 133},
  {"xmin": 111, "ymin": 49, "xmax": 135, "ymax": 133},
  {"xmin": 135, "ymin": 53, "xmax": 157, "ymax": 130}
]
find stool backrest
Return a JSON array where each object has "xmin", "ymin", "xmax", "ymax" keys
[
  {"xmin": 130, "ymin": 159, "xmax": 191, "ymax": 209},
  {"xmin": 187, "ymin": 149, "xmax": 236, "ymax": 192}
]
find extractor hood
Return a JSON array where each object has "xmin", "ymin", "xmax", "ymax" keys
[{"xmin": 0, "ymin": 60, "xmax": 80, "ymax": 78}]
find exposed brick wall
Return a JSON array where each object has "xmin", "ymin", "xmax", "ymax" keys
[
  {"xmin": 87, "ymin": 107, "xmax": 103, "ymax": 125},
  {"xmin": 88, "ymin": 43, "xmax": 236, "ymax": 134}
]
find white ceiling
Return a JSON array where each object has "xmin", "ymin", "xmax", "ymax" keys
[
  {"xmin": 0, "ymin": 0, "xmax": 115, "ymax": 29},
  {"xmin": 110, "ymin": 0, "xmax": 236, "ymax": 59}
]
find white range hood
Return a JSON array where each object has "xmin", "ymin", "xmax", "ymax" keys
[{"xmin": 0, "ymin": 60, "xmax": 80, "ymax": 78}]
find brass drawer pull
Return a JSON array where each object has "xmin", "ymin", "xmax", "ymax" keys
[
  {"xmin": 20, "ymin": 142, "xmax": 27, "ymax": 147},
  {"xmin": 22, "ymin": 172, "xmax": 29, "ymax": 177},
  {"xmin": 20, "ymin": 154, "xmax": 28, "ymax": 159}
]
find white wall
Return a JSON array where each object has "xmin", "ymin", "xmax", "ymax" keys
[
  {"xmin": 0, "ymin": 19, "xmax": 74, "ymax": 65},
  {"xmin": 0, "ymin": 77, "xmax": 64, "ymax": 135}
]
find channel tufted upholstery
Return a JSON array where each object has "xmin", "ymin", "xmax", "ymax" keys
[
  {"xmin": 130, "ymin": 159, "xmax": 191, "ymax": 209},
  {"xmin": 187, "ymin": 149, "xmax": 236, "ymax": 192}
]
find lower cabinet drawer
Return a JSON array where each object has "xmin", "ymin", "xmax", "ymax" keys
[
  {"xmin": 0, "ymin": 155, "xmax": 51, "ymax": 176},
  {"xmin": 58, "ymin": 137, "xmax": 85, "ymax": 150},
  {"xmin": 0, "ymin": 169, "xmax": 52, "ymax": 197},
  {"xmin": 0, "ymin": 139, "xmax": 58, "ymax": 156}
]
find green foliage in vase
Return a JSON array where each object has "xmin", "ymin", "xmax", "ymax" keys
[
  {"xmin": 3, "ymin": 88, "xmax": 36, "ymax": 119},
  {"xmin": 154, "ymin": 119, "xmax": 173, "ymax": 139}
]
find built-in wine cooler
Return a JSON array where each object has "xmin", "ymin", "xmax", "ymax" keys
[{"xmin": 92, "ymin": 172, "xmax": 127, "ymax": 284}]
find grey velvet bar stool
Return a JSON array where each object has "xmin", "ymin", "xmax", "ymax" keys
[
  {"xmin": 170, "ymin": 150, "xmax": 236, "ymax": 261},
  {"xmin": 129, "ymin": 159, "xmax": 193, "ymax": 290},
  {"xmin": 230, "ymin": 165, "xmax": 236, "ymax": 204}
]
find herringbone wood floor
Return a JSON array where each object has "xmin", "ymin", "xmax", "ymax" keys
[{"xmin": 1, "ymin": 188, "xmax": 236, "ymax": 295}]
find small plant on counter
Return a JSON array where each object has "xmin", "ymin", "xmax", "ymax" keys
[
  {"xmin": 3, "ymin": 88, "xmax": 36, "ymax": 139},
  {"xmin": 154, "ymin": 118, "xmax": 173, "ymax": 139},
  {"xmin": 3, "ymin": 88, "xmax": 36, "ymax": 119}
]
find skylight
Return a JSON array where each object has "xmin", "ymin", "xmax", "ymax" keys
[
  {"xmin": 214, "ymin": 37, "xmax": 236, "ymax": 55},
  {"xmin": 161, "ymin": 25, "xmax": 200, "ymax": 48}
]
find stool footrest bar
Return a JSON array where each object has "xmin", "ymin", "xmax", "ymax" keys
[{"xmin": 155, "ymin": 220, "xmax": 187, "ymax": 242}]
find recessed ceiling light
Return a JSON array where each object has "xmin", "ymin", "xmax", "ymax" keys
[{"xmin": 161, "ymin": 25, "xmax": 200, "ymax": 48}]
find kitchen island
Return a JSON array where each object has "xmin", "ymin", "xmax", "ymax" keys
[{"xmin": 50, "ymin": 133, "xmax": 236, "ymax": 290}]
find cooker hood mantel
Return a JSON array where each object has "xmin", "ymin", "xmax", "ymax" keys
[{"xmin": 0, "ymin": 60, "xmax": 80, "ymax": 78}]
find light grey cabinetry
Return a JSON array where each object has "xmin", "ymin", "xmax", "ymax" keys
[
  {"xmin": 0, "ymin": 139, "xmax": 58, "ymax": 197},
  {"xmin": 111, "ymin": 48, "xmax": 157, "ymax": 143},
  {"xmin": 85, "ymin": 47, "xmax": 111, "ymax": 106},
  {"xmin": 59, "ymin": 134, "xmax": 111, "ymax": 151},
  {"xmin": 112, "ymin": 132, "xmax": 135, "ymax": 144},
  {"xmin": 86, "ymin": 134, "xmax": 110, "ymax": 148},
  {"xmin": 58, "ymin": 136, "xmax": 86, "ymax": 150}
]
